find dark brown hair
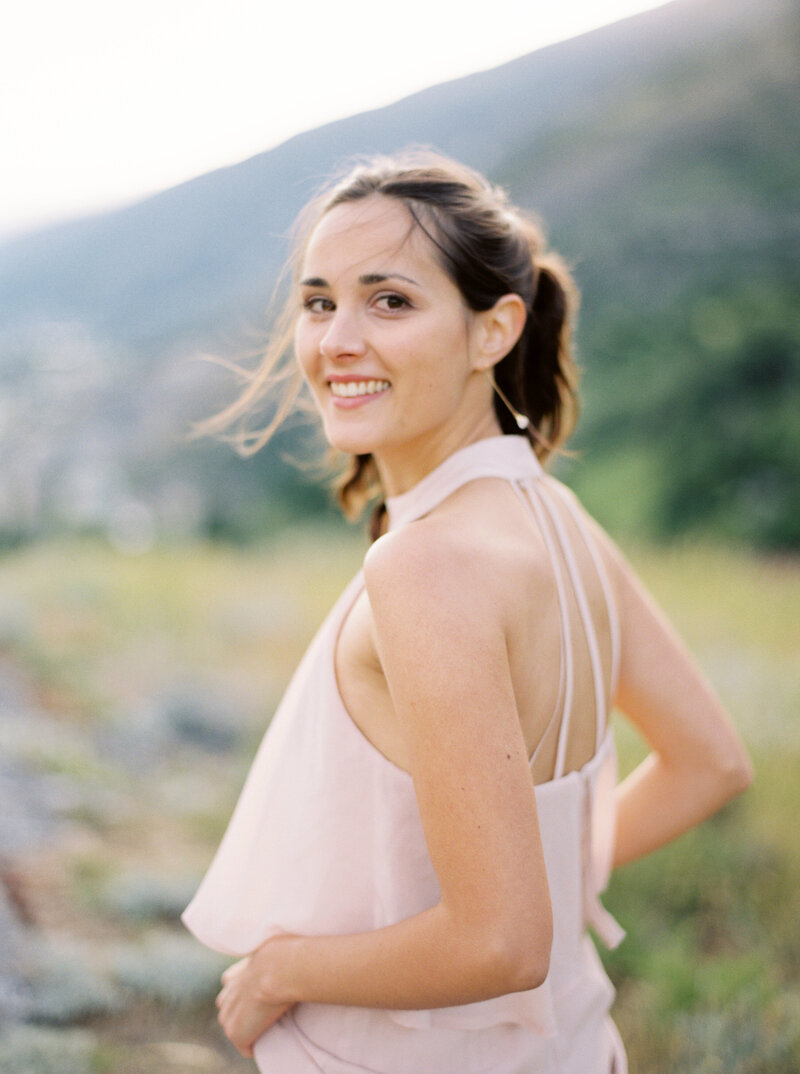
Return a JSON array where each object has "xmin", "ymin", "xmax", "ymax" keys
[{"xmin": 204, "ymin": 151, "xmax": 580, "ymax": 535}]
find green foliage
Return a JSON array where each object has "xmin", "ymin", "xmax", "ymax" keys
[
  {"xmin": 669, "ymin": 997, "xmax": 800, "ymax": 1074},
  {"xmin": 98, "ymin": 872, "xmax": 199, "ymax": 924},
  {"xmin": 111, "ymin": 932, "xmax": 228, "ymax": 1007},
  {"xmin": 603, "ymin": 760, "xmax": 800, "ymax": 1069},
  {"xmin": 495, "ymin": 0, "xmax": 800, "ymax": 549},
  {"xmin": 24, "ymin": 937, "xmax": 121, "ymax": 1025},
  {"xmin": 0, "ymin": 1026, "xmax": 101, "ymax": 1074}
]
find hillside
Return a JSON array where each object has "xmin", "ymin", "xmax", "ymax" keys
[{"xmin": 0, "ymin": 0, "xmax": 797, "ymax": 547}]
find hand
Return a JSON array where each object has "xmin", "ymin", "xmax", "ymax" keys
[{"xmin": 215, "ymin": 950, "xmax": 292, "ymax": 1058}]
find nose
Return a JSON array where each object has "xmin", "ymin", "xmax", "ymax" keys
[{"xmin": 319, "ymin": 307, "xmax": 367, "ymax": 361}]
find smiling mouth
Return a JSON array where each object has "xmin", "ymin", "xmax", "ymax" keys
[{"xmin": 329, "ymin": 379, "xmax": 390, "ymax": 398}]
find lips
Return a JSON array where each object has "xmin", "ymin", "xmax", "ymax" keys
[{"xmin": 329, "ymin": 379, "xmax": 390, "ymax": 398}]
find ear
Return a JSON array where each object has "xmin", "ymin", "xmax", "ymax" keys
[{"xmin": 471, "ymin": 293, "xmax": 527, "ymax": 372}]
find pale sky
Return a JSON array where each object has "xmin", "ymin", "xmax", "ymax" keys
[{"xmin": 2, "ymin": 0, "xmax": 670, "ymax": 240}]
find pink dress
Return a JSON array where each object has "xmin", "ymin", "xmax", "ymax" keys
[{"xmin": 183, "ymin": 435, "xmax": 628, "ymax": 1073}]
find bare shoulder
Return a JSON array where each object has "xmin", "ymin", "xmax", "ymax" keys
[
  {"xmin": 364, "ymin": 510, "xmax": 494, "ymax": 624},
  {"xmin": 364, "ymin": 478, "xmax": 552, "ymax": 633}
]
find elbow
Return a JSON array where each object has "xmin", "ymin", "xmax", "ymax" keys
[
  {"xmin": 509, "ymin": 947, "xmax": 551, "ymax": 994},
  {"xmin": 705, "ymin": 745, "xmax": 753, "ymax": 811},
  {"xmin": 483, "ymin": 914, "xmax": 552, "ymax": 995},
  {"xmin": 503, "ymin": 931, "xmax": 552, "ymax": 994},
  {"xmin": 717, "ymin": 734, "xmax": 754, "ymax": 799},
  {"xmin": 725, "ymin": 749, "xmax": 754, "ymax": 799}
]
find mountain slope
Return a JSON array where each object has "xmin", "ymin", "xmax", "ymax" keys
[
  {"xmin": 0, "ymin": 0, "xmax": 797, "ymax": 547},
  {"xmin": 0, "ymin": 0, "xmax": 780, "ymax": 349}
]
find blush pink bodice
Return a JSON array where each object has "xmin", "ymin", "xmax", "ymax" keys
[{"xmin": 183, "ymin": 435, "xmax": 627, "ymax": 1074}]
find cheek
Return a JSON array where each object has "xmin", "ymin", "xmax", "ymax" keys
[{"xmin": 422, "ymin": 319, "xmax": 473, "ymax": 387}]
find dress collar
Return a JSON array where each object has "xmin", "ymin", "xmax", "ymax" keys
[{"xmin": 385, "ymin": 435, "xmax": 543, "ymax": 531}]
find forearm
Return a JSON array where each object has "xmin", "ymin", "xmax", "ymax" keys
[
  {"xmin": 613, "ymin": 750, "xmax": 752, "ymax": 868},
  {"xmin": 256, "ymin": 899, "xmax": 548, "ymax": 1012}
]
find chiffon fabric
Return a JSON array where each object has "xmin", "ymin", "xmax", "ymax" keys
[{"xmin": 183, "ymin": 435, "xmax": 628, "ymax": 1073}]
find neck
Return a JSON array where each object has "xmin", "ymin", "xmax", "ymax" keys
[{"xmin": 373, "ymin": 412, "xmax": 504, "ymax": 498}]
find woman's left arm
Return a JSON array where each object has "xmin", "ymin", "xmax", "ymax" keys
[{"xmin": 216, "ymin": 525, "xmax": 552, "ymax": 1055}]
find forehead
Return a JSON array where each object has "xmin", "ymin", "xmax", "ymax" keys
[{"xmin": 300, "ymin": 196, "xmax": 443, "ymax": 280}]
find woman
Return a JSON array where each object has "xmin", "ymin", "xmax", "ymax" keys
[{"xmin": 183, "ymin": 153, "xmax": 752, "ymax": 1073}]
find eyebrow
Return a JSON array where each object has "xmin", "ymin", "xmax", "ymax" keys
[
  {"xmin": 360, "ymin": 272, "xmax": 419, "ymax": 287},
  {"xmin": 299, "ymin": 272, "xmax": 420, "ymax": 288}
]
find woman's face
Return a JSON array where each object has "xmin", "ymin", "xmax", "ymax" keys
[{"xmin": 294, "ymin": 196, "xmax": 496, "ymax": 469}]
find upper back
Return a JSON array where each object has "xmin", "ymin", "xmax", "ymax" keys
[
  {"xmin": 401, "ymin": 474, "xmax": 617, "ymax": 784},
  {"xmin": 340, "ymin": 437, "xmax": 618, "ymax": 784}
]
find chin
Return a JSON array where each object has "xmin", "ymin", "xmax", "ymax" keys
[{"xmin": 322, "ymin": 423, "xmax": 382, "ymax": 457}]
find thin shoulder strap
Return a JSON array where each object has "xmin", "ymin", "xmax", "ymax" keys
[
  {"xmin": 548, "ymin": 481, "xmax": 621, "ymax": 696},
  {"xmin": 511, "ymin": 475, "xmax": 616, "ymax": 777},
  {"xmin": 536, "ymin": 481, "xmax": 607, "ymax": 757},
  {"xmin": 510, "ymin": 481, "xmax": 572, "ymax": 773}
]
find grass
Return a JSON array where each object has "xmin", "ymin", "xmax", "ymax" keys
[
  {"xmin": 0, "ymin": 525, "xmax": 364, "ymax": 724},
  {"xmin": 0, "ymin": 531, "xmax": 797, "ymax": 1072},
  {"xmin": 606, "ymin": 541, "xmax": 800, "ymax": 1070}
]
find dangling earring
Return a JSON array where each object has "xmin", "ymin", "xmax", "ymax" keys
[{"xmin": 485, "ymin": 372, "xmax": 530, "ymax": 430}]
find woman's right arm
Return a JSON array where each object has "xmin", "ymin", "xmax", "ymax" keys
[{"xmin": 604, "ymin": 541, "xmax": 752, "ymax": 868}]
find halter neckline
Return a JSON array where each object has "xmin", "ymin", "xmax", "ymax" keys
[{"xmin": 386, "ymin": 435, "xmax": 542, "ymax": 531}]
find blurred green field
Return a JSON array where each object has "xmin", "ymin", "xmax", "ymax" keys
[
  {"xmin": 604, "ymin": 545, "xmax": 800, "ymax": 1070},
  {"xmin": 0, "ymin": 533, "xmax": 797, "ymax": 1072}
]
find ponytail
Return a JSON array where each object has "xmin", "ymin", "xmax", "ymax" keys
[{"xmin": 494, "ymin": 252, "xmax": 579, "ymax": 461}]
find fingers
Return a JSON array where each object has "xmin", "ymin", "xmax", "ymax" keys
[
  {"xmin": 216, "ymin": 1000, "xmax": 248, "ymax": 1055},
  {"xmin": 215, "ymin": 982, "xmax": 259, "ymax": 1056},
  {"xmin": 221, "ymin": 956, "xmax": 250, "ymax": 985},
  {"xmin": 214, "ymin": 956, "xmax": 291, "ymax": 1058}
]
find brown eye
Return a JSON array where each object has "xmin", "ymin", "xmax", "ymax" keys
[
  {"xmin": 303, "ymin": 296, "xmax": 334, "ymax": 313},
  {"xmin": 375, "ymin": 293, "xmax": 409, "ymax": 311}
]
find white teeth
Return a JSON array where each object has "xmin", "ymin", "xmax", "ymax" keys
[{"xmin": 329, "ymin": 379, "xmax": 390, "ymax": 398}]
